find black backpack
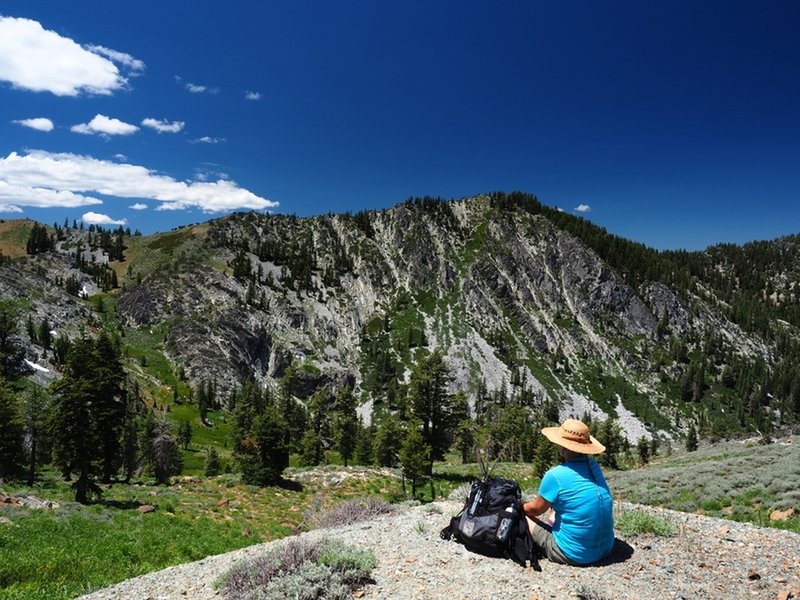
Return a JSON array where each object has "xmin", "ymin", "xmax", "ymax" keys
[{"xmin": 440, "ymin": 476, "xmax": 541, "ymax": 570}]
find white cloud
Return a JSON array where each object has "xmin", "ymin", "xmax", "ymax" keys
[
  {"xmin": 191, "ymin": 136, "xmax": 225, "ymax": 144},
  {"xmin": 574, "ymin": 204, "xmax": 591, "ymax": 213},
  {"xmin": 185, "ymin": 82, "xmax": 219, "ymax": 94},
  {"xmin": 0, "ymin": 180, "xmax": 102, "ymax": 211},
  {"xmin": 141, "ymin": 118, "xmax": 185, "ymax": 133},
  {"xmin": 114, "ymin": 153, "xmax": 128, "ymax": 161},
  {"xmin": 245, "ymin": 91, "xmax": 261, "ymax": 100},
  {"xmin": 129, "ymin": 202, "xmax": 148, "ymax": 210},
  {"xmin": 83, "ymin": 45, "xmax": 145, "ymax": 74},
  {"xmin": 0, "ymin": 16, "xmax": 140, "ymax": 96},
  {"xmin": 0, "ymin": 150, "xmax": 279, "ymax": 213},
  {"xmin": 82, "ymin": 211, "xmax": 127, "ymax": 226},
  {"xmin": 71, "ymin": 114, "xmax": 139, "ymax": 136},
  {"xmin": 13, "ymin": 117, "xmax": 54, "ymax": 132}
]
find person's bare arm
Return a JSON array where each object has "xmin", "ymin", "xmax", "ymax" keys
[{"xmin": 522, "ymin": 495, "xmax": 551, "ymax": 519}]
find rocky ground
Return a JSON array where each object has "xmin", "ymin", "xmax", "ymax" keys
[{"xmin": 77, "ymin": 500, "xmax": 800, "ymax": 600}]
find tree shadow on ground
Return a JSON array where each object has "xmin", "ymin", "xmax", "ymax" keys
[
  {"xmin": 433, "ymin": 472, "xmax": 475, "ymax": 484},
  {"xmin": 277, "ymin": 478, "xmax": 304, "ymax": 492}
]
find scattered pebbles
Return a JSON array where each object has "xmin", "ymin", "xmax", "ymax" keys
[{"xmin": 77, "ymin": 501, "xmax": 800, "ymax": 600}]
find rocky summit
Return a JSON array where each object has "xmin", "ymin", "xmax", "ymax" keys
[{"xmin": 2, "ymin": 192, "xmax": 799, "ymax": 443}]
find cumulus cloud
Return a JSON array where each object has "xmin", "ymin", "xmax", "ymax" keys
[
  {"xmin": 0, "ymin": 150, "xmax": 278, "ymax": 213},
  {"xmin": 0, "ymin": 180, "xmax": 102, "ymax": 211},
  {"xmin": 71, "ymin": 114, "xmax": 139, "ymax": 136},
  {"xmin": 141, "ymin": 117, "xmax": 185, "ymax": 133},
  {"xmin": 82, "ymin": 211, "xmax": 127, "ymax": 226},
  {"xmin": 0, "ymin": 16, "xmax": 141, "ymax": 96},
  {"xmin": 129, "ymin": 203, "xmax": 148, "ymax": 210},
  {"xmin": 574, "ymin": 204, "xmax": 591, "ymax": 213},
  {"xmin": 245, "ymin": 91, "xmax": 261, "ymax": 100},
  {"xmin": 13, "ymin": 117, "xmax": 54, "ymax": 132}
]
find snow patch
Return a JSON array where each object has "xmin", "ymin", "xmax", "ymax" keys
[{"xmin": 25, "ymin": 359, "xmax": 49, "ymax": 373}]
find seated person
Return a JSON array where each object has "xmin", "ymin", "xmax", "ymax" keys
[{"xmin": 523, "ymin": 418, "xmax": 614, "ymax": 565}]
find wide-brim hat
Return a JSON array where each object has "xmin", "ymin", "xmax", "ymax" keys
[{"xmin": 541, "ymin": 418, "xmax": 606, "ymax": 455}]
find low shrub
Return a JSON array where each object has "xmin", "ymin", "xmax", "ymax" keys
[
  {"xmin": 615, "ymin": 508, "xmax": 676, "ymax": 537},
  {"xmin": 218, "ymin": 537, "xmax": 377, "ymax": 600},
  {"xmin": 304, "ymin": 496, "xmax": 399, "ymax": 530}
]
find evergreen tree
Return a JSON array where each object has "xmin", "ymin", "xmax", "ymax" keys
[
  {"xmin": 93, "ymin": 333, "xmax": 126, "ymax": 483},
  {"xmin": 399, "ymin": 421, "xmax": 430, "ymax": 500},
  {"xmin": 23, "ymin": 386, "xmax": 50, "ymax": 486},
  {"xmin": 408, "ymin": 350, "xmax": 456, "ymax": 472},
  {"xmin": 598, "ymin": 418, "xmax": 624, "ymax": 469},
  {"xmin": 49, "ymin": 337, "xmax": 101, "ymax": 503},
  {"xmin": 38, "ymin": 318, "xmax": 52, "ymax": 351},
  {"xmin": 354, "ymin": 420, "xmax": 374, "ymax": 465},
  {"xmin": 250, "ymin": 405, "xmax": 289, "ymax": 485},
  {"xmin": 299, "ymin": 390, "xmax": 328, "ymax": 466},
  {"xmin": 49, "ymin": 335, "xmax": 126, "ymax": 501},
  {"xmin": 453, "ymin": 418, "xmax": 477, "ymax": 464},
  {"xmin": 204, "ymin": 447, "xmax": 221, "ymax": 476},
  {"xmin": 374, "ymin": 415, "xmax": 402, "ymax": 467},
  {"xmin": 0, "ymin": 378, "xmax": 25, "ymax": 481},
  {"xmin": 637, "ymin": 437, "xmax": 651, "ymax": 465},
  {"xmin": 0, "ymin": 307, "xmax": 25, "ymax": 379},
  {"xmin": 686, "ymin": 423, "xmax": 699, "ymax": 452},
  {"xmin": 333, "ymin": 386, "xmax": 359, "ymax": 466},
  {"xmin": 177, "ymin": 420, "xmax": 192, "ymax": 450}
]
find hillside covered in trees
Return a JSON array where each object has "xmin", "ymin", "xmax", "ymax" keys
[{"xmin": 1, "ymin": 192, "xmax": 799, "ymax": 501}]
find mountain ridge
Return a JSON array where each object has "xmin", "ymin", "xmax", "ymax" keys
[{"xmin": 2, "ymin": 192, "xmax": 799, "ymax": 445}]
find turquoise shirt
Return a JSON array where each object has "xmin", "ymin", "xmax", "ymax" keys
[{"xmin": 538, "ymin": 457, "xmax": 614, "ymax": 565}]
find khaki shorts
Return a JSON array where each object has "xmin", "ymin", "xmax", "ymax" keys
[{"xmin": 526, "ymin": 516, "xmax": 579, "ymax": 566}]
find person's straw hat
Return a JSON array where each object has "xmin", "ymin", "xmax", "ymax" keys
[{"xmin": 541, "ymin": 418, "xmax": 606, "ymax": 454}]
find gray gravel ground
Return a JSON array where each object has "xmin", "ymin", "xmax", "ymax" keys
[{"xmin": 77, "ymin": 501, "xmax": 800, "ymax": 600}]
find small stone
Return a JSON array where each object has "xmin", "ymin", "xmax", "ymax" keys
[
  {"xmin": 775, "ymin": 592, "xmax": 790, "ymax": 600},
  {"xmin": 747, "ymin": 569, "xmax": 761, "ymax": 581},
  {"xmin": 217, "ymin": 498, "xmax": 229, "ymax": 507},
  {"xmin": 137, "ymin": 504, "xmax": 156, "ymax": 513}
]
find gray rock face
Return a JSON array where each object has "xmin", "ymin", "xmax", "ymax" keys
[{"xmin": 111, "ymin": 199, "xmax": 668, "ymax": 406}]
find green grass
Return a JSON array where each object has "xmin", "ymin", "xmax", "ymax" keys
[
  {"xmin": 615, "ymin": 508, "xmax": 676, "ymax": 537},
  {"xmin": 0, "ymin": 465, "xmax": 404, "ymax": 600}
]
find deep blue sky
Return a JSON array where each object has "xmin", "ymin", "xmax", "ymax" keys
[{"xmin": 1, "ymin": 1, "xmax": 798, "ymax": 250}]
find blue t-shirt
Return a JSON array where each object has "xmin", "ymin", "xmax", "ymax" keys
[{"xmin": 537, "ymin": 457, "xmax": 614, "ymax": 565}]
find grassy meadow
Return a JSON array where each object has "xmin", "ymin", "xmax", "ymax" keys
[{"xmin": 2, "ymin": 437, "xmax": 799, "ymax": 599}]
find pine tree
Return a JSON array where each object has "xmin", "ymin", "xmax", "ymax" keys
[
  {"xmin": 374, "ymin": 415, "xmax": 402, "ymax": 467},
  {"xmin": 686, "ymin": 423, "xmax": 699, "ymax": 452},
  {"xmin": 49, "ymin": 335, "xmax": 126, "ymax": 501},
  {"xmin": 204, "ymin": 447, "xmax": 221, "ymax": 476},
  {"xmin": 23, "ymin": 386, "xmax": 50, "ymax": 486},
  {"xmin": 333, "ymin": 386, "xmax": 358, "ymax": 466},
  {"xmin": 354, "ymin": 421, "xmax": 374, "ymax": 465},
  {"xmin": 50, "ymin": 337, "xmax": 101, "ymax": 503},
  {"xmin": 408, "ymin": 350, "xmax": 456, "ymax": 472},
  {"xmin": 177, "ymin": 420, "xmax": 193, "ymax": 450},
  {"xmin": 0, "ymin": 378, "xmax": 25, "ymax": 481},
  {"xmin": 637, "ymin": 437, "xmax": 651, "ymax": 465},
  {"xmin": 399, "ymin": 421, "xmax": 431, "ymax": 500}
]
